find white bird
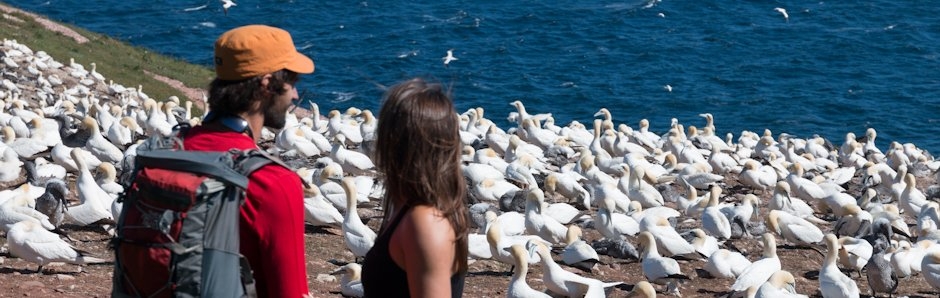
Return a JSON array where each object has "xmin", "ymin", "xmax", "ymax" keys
[
  {"xmin": 506, "ymin": 244, "xmax": 551, "ymax": 298},
  {"xmin": 639, "ymin": 215, "xmax": 701, "ymax": 259},
  {"xmin": 0, "ymin": 147, "xmax": 23, "ymax": 183},
  {"xmin": 637, "ymin": 231, "xmax": 689, "ymax": 291},
  {"xmin": 544, "ymin": 171, "xmax": 591, "ymax": 208},
  {"xmin": 341, "ymin": 177, "xmax": 376, "ymax": 260},
  {"xmin": 331, "ymin": 134, "xmax": 375, "ymax": 176},
  {"xmin": 663, "ymin": 84, "xmax": 672, "ymax": 92},
  {"xmin": 899, "ymin": 173, "xmax": 929, "ymax": 216},
  {"xmin": 702, "ymin": 187, "xmax": 732, "ymax": 240},
  {"xmin": 837, "ymin": 236, "xmax": 873, "ymax": 276},
  {"xmin": 524, "ymin": 188, "xmax": 568, "ymax": 245},
  {"xmin": 766, "ymin": 210, "xmax": 824, "ymax": 247},
  {"xmin": 922, "ymin": 251, "xmax": 940, "ymax": 292},
  {"xmin": 65, "ymin": 148, "xmax": 114, "ymax": 226},
  {"xmin": 0, "ymin": 191, "xmax": 55, "ymax": 232},
  {"xmin": 527, "ymin": 240, "xmax": 621, "ymax": 298},
  {"xmin": 276, "ymin": 124, "xmax": 320, "ymax": 157},
  {"xmin": 704, "ymin": 249, "xmax": 752, "ymax": 279},
  {"xmin": 442, "ymin": 49, "xmax": 458, "ymax": 66},
  {"xmin": 755, "ymin": 270, "xmax": 808, "ymax": 298},
  {"xmin": 689, "ymin": 228, "xmax": 721, "ymax": 259},
  {"xmin": 769, "ymin": 181, "xmax": 826, "ymax": 225},
  {"xmin": 7, "ymin": 220, "xmax": 107, "ymax": 273},
  {"xmin": 106, "ymin": 116, "xmax": 139, "ymax": 147},
  {"xmin": 626, "ymin": 281, "xmax": 657, "ymax": 298},
  {"xmin": 774, "ymin": 7, "xmax": 789, "ymax": 22},
  {"xmin": 559, "ymin": 225, "xmax": 600, "ymax": 272},
  {"xmin": 820, "ymin": 234, "xmax": 860, "ymax": 298},
  {"xmin": 331, "ymin": 263, "xmax": 364, "ymax": 298},
  {"xmin": 303, "ymin": 184, "xmax": 343, "ymax": 228},
  {"xmin": 95, "ymin": 162, "xmax": 123, "ymax": 200},
  {"xmin": 221, "ymin": 0, "xmax": 236, "ymax": 15},
  {"xmin": 486, "ymin": 213, "xmax": 545, "ymax": 266},
  {"xmin": 731, "ymin": 233, "xmax": 781, "ymax": 293},
  {"xmin": 739, "ymin": 160, "xmax": 777, "ymax": 193},
  {"xmin": 595, "ymin": 195, "xmax": 640, "ymax": 239}
]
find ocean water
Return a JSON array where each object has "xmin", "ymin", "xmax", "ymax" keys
[{"xmin": 7, "ymin": 1, "xmax": 940, "ymax": 153}]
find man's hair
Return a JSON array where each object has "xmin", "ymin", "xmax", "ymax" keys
[
  {"xmin": 207, "ymin": 69, "xmax": 299, "ymax": 115},
  {"xmin": 374, "ymin": 77, "xmax": 469, "ymax": 273}
]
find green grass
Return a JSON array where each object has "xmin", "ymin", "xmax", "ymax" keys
[{"xmin": 0, "ymin": 3, "xmax": 213, "ymax": 115}]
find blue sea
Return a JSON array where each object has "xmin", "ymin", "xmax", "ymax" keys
[{"xmin": 7, "ymin": 1, "xmax": 940, "ymax": 153}]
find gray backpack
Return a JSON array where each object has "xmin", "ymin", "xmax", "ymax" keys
[{"xmin": 112, "ymin": 126, "xmax": 277, "ymax": 298}]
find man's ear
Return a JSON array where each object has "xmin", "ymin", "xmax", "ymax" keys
[{"xmin": 259, "ymin": 73, "xmax": 273, "ymax": 93}]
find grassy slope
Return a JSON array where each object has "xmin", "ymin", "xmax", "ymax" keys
[{"xmin": 0, "ymin": 2, "xmax": 213, "ymax": 112}]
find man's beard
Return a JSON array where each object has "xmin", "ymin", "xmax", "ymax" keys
[{"xmin": 263, "ymin": 105, "xmax": 287, "ymax": 129}]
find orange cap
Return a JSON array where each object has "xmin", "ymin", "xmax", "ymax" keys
[{"xmin": 214, "ymin": 25, "xmax": 314, "ymax": 80}]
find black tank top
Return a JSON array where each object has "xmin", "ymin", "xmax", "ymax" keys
[{"xmin": 361, "ymin": 207, "xmax": 466, "ymax": 298}]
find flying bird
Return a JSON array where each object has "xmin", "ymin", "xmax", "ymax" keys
[
  {"xmin": 774, "ymin": 7, "xmax": 789, "ymax": 22},
  {"xmin": 221, "ymin": 0, "xmax": 236, "ymax": 15},
  {"xmin": 442, "ymin": 49, "xmax": 458, "ymax": 67}
]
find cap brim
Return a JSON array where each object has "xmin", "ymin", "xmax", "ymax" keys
[{"xmin": 286, "ymin": 52, "xmax": 315, "ymax": 74}]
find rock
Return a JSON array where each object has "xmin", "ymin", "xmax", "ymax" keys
[
  {"xmin": 315, "ymin": 274, "xmax": 336, "ymax": 283},
  {"xmin": 19, "ymin": 281, "xmax": 43, "ymax": 289},
  {"xmin": 55, "ymin": 274, "xmax": 75, "ymax": 281}
]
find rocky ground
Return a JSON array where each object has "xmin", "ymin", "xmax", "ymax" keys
[{"xmin": 1, "ymin": 175, "xmax": 939, "ymax": 298}]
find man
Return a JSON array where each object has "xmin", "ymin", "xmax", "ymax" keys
[{"xmin": 183, "ymin": 24, "xmax": 313, "ymax": 297}]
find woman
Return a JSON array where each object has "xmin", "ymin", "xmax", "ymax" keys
[{"xmin": 361, "ymin": 77, "xmax": 469, "ymax": 297}]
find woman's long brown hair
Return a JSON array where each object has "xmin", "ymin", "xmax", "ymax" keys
[{"xmin": 373, "ymin": 77, "xmax": 469, "ymax": 273}]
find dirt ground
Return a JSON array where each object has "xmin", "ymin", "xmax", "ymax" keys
[{"xmin": 1, "ymin": 174, "xmax": 939, "ymax": 298}]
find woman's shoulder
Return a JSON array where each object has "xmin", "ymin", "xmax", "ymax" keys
[
  {"xmin": 403, "ymin": 205, "xmax": 449, "ymax": 226},
  {"xmin": 397, "ymin": 205, "xmax": 455, "ymax": 240}
]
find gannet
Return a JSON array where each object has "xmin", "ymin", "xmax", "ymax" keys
[
  {"xmin": 544, "ymin": 171, "xmax": 591, "ymax": 208},
  {"xmin": 331, "ymin": 263, "xmax": 364, "ymax": 297},
  {"xmin": 506, "ymin": 244, "xmax": 551, "ymax": 298},
  {"xmin": 526, "ymin": 240, "xmax": 621, "ymax": 297},
  {"xmin": 820, "ymin": 234, "xmax": 860, "ymax": 298},
  {"xmin": 331, "ymin": 134, "xmax": 374, "ymax": 176},
  {"xmin": 865, "ymin": 236, "xmax": 897, "ymax": 297},
  {"xmin": 921, "ymin": 251, "xmax": 940, "ymax": 293},
  {"xmin": 33, "ymin": 178, "xmax": 68, "ymax": 228},
  {"xmin": 637, "ymin": 231, "xmax": 689, "ymax": 293},
  {"xmin": 769, "ymin": 181, "xmax": 826, "ymax": 224},
  {"xmin": 595, "ymin": 194, "xmax": 640, "ymax": 239},
  {"xmin": 702, "ymin": 187, "xmax": 731, "ymax": 240},
  {"xmin": 7, "ymin": 220, "xmax": 107, "ymax": 273},
  {"xmin": 559, "ymin": 225, "xmax": 600, "ymax": 272},
  {"xmin": 485, "ymin": 211, "xmax": 545, "ymax": 266},
  {"xmin": 837, "ymin": 236, "xmax": 873, "ymax": 277},
  {"xmin": 639, "ymin": 214, "xmax": 701, "ymax": 259},
  {"xmin": 341, "ymin": 177, "xmax": 376, "ymax": 260},
  {"xmin": 442, "ymin": 49, "xmax": 458, "ymax": 66},
  {"xmin": 704, "ymin": 248, "xmax": 751, "ymax": 279},
  {"xmin": 739, "ymin": 160, "xmax": 777, "ymax": 193},
  {"xmin": 754, "ymin": 270, "xmax": 807, "ymax": 298},
  {"xmin": 766, "ymin": 210, "xmax": 824, "ymax": 247},
  {"xmin": 64, "ymin": 148, "xmax": 113, "ymax": 226},
  {"xmin": 623, "ymin": 165, "xmax": 665, "ymax": 208},
  {"xmin": 524, "ymin": 188, "xmax": 567, "ymax": 244},
  {"xmin": 221, "ymin": 0, "xmax": 236, "ymax": 15},
  {"xmin": 731, "ymin": 233, "xmax": 781, "ymax": 293},
  {"xmin": 625, "ymin": 281, "xmax": 656, "ymax": 298},
  {"xmin": 303, "ymin": 184, "xmax": 343, "ymax": 228}
]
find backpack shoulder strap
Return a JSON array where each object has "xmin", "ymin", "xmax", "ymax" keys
[{"xmin": 232, "ymin": 149, "xmax": 311, "ymax": 188}]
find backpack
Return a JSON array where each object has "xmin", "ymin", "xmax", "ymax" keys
[{"xmin": 111, "ymin": 125, "xmax": 276, "ymax": 298}]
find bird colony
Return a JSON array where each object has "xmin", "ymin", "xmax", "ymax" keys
[{"xmin": 3, "ymin": 38, "xmax": 940, "ymax": 297}]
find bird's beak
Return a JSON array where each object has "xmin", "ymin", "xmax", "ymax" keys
[{"xmin": 330, "ymin": 267, "xmax": 345, "ymax": 276}]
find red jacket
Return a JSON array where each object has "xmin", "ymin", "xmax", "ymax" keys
[{"xmin": 184, "ymin": 125, "xmax": 309, "ymax": 298}]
